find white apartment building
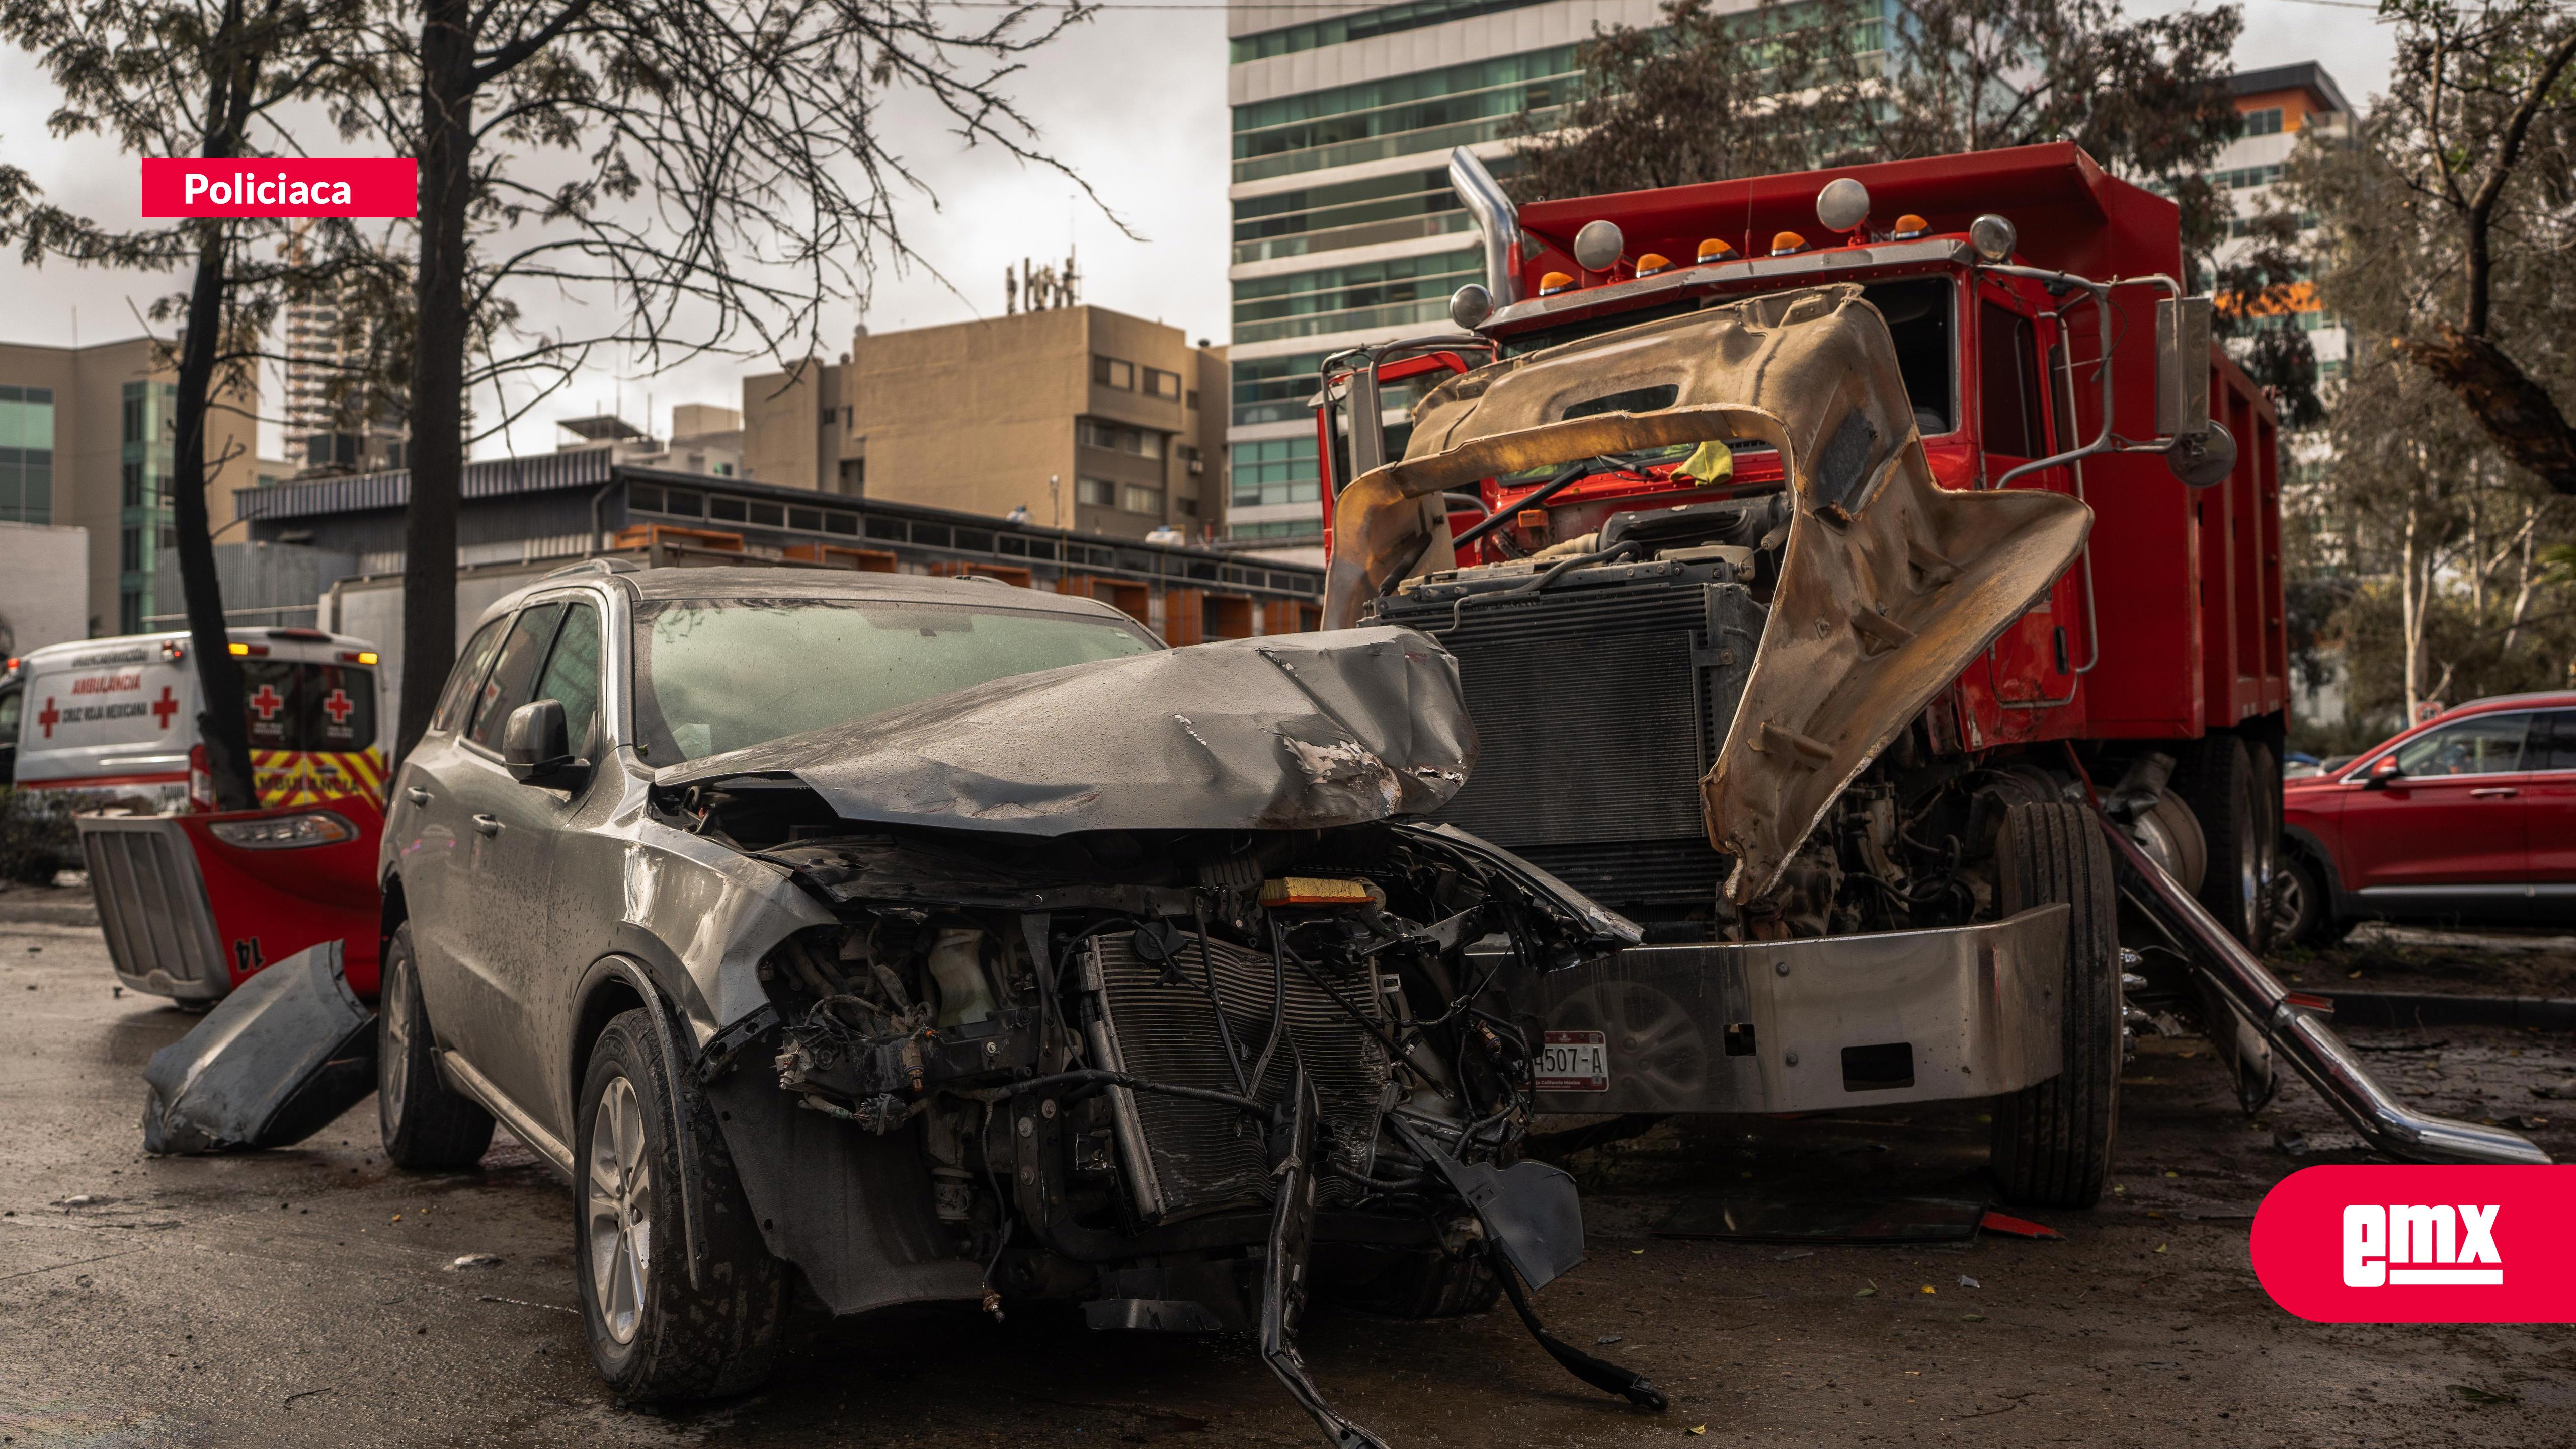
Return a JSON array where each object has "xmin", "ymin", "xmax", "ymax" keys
[
  {"xmin": 2210, "ymin": 63, "xmax": 2353, "ymax": 381},
  {"xmin": 1222, "ymin": 0, "xmax": 1687, "ymax": 553}
]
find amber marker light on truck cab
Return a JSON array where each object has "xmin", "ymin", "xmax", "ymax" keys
[
  {"xmin": 1635, "ymin": 252, "xmax": 1673, "ymax": 277},
  {"xmin": 1696, "ymin": 238, "xmax": 1738, "ymax": 264},
  {"xmin": 1891, "ymin": 214, "xmax": 1929, "ymax": 240},
  {"xmin": 1770, "ymin": 230, "xmax": 1809, "ymax": 256},
  {"xmin": 1538, "ymin": 270, "xmax": 1576, "ymax": 296}
]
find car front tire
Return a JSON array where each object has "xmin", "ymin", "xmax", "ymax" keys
[
  {"xmin": 378, "ymin": 922, "xmax": 497, "ymax": 1171},
  {"xmin": 576, "ymin": 1009, "xmax": 784, "ymax": 1401}
]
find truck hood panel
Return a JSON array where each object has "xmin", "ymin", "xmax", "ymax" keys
[
  {"xmin": 661, "ymin": 626, "xmax": 1476, "ymax": 837},
  {"xmin": 1326, "ymin": 284, "xmax": 2091, "ymax": 901}
]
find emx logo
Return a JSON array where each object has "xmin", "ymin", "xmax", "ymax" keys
[
  {"xmin": 2343, "ymin": 1203, "xmax": 2502, "ymax": 1286},
  {"xmin": 2254, "ymin": 1166, "xmax": 2573, "ymax": 1322}
]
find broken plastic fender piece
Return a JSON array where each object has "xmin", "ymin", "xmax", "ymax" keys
[
  {"xmin": 1977, "ymin": 1210, "xmax": 2063, "ymax": 1240},
  {"xmin": 141, "ymin": 940, "xmax": 377, "ymax": 1155},
  {"xmin": 1394, "ymin": 1121, "xmax": 1584, "ymax": 1291}
]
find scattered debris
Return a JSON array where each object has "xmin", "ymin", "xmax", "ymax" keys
[
  {"xmin": 139, "ymin": 941, "xmax": 373, "ymax": 1155},
  {"xmin": 1596, "ymin": 1334, "xmax": 1624, "ymax": 1346},
  {"xmin": 1976, "ymin": 1211, "xmax": 2062, "ymax": 1240},
  {"xmin": 282, "ymin": 1388, "xmax": 332, "ymax": 1407},
  {"xmin": 476, "ymin": 1295, "xmax": 579, "ymax": 1315},
  {"xmin": 1773, "ymin": 1249, "xmax": 1815, "ymax": 1262},
  {"xmin": 1957, "ymin": 1275, "xmax": 1980, "ymax": 1289},
  {"xmin": 446, "ymin": 1253, "xmax": 504, "ymax": 1271},
  {"xmin": 2533, "ymin": 1082, "xmax": 2576, "ymax": 1100},
  {"xmin": 1855, "ymin": 1281, "xmax": 1877, "ymax": 1297},
  {"xmin": 1962, "ymin": 1313, "xmax": 1987, "ymax": 1322}
]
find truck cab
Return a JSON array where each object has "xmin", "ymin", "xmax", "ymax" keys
[{"xmin": 1315, "ymin": 142, "xmax": 2293, "ymax": 1208}]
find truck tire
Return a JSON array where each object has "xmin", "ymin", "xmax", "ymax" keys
[
  {"xmin": 378, "ymin": 922, "xmax": 496, "ymax": 1171},
  {"xmin": 576, "ymin": 1009, "xmax": 784, "ymax": 1401},
  {"xmin": 1988, "ymin": 802, "xmax": 2120, "ymax": 1209},
  {"xmin": 2176, "ymin": 735, "xmax": 2272, "ymax": 954}
]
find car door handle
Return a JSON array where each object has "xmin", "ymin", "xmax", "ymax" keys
[
  {"xmin": 2469, "ymin": 787, "xmax": 2519, "ymax": 798},
  {"xmin": 472, "ymin": 813, "xmax": 502, "ymax": 836},
  {"xmin": 406, "ymin": 787, "xmax": 432, "ymax": 806}
]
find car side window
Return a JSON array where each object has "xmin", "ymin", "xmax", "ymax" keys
[
  {"xmin": 534, "ymin": 601, "xmax": 604, "ymax": 758},
  {"xmin": 2537, "ymin": 710, "xmax": 2576, "ymax": 772},
  {"xmin": 0, "ymin": 688, "xmax": 21, "ymax": 742},
  {"xmin": 432, "ymin": 617, "xmax": 511, "ymax": 735},
  {"xmin": 2391, "ymin": 713, "xmax": 2530, "ymax": 777},
  {"xmin": 465, "ymin": 602, "xmax": 568, "ymax": 751}
]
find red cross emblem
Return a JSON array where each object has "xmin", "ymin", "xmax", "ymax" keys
[
  {"xmin": 249, "ymin": 684, "xmax": 285, "ymax": 720},
  {"xmin": 37, "ymin": 697, "xmax": 60, "ymax": 738},
  {"xmin": 323, "ymin": 687, "xmax": 354, "ymax": 726},
  {"xmin": 151, "ymin": 687, "xmax": 179, "ymax": 729}
]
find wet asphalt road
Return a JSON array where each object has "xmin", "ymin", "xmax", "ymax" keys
[{"xmin": 7, "ymin": 889, "xmax": 2576, "ymax": 1448}]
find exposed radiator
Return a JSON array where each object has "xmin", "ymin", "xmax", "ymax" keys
[
  {"xmin": 1380, "ymin": 575, "xmax": 1763, "ymax": 908},
  {"xmin": 1084, "ymin": 933, "xmax": 1389, "ymax": 1223}
]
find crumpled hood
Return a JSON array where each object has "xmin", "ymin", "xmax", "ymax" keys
[{"xmin": 660, "ymin": 626, "xmax": 1477, "ymax": 836}]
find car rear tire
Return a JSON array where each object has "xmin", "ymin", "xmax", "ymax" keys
[
  {"xmin": 2273, "ymin": 852, "xmax": 2346, "ymax": 947},
  {"xmin": 378, "ymin": 922, "xmax": 496, "ymax": 1171},
  {"xmin": 1988, "ymin": 801, "xmax": 2121, "ymax": 1209},
  {"xmin": 576, "ymin": 1009, "xmax": 784, "ymax": 1401},
  {"xmin": 2177, "ymin": 735, "xmax": 2273, "ymax": 954}
]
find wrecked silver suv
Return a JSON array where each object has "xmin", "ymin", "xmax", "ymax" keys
[{"xmin": 378, "ymin": 564, "xmax": 1650, "ymax": 1441}]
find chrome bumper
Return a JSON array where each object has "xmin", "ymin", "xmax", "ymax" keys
[{"xmin": 1512, "ymin": 906, "xmax": 2067, "ymax": 1114}]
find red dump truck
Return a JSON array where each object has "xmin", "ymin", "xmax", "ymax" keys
[{"xmin": 1314, "ymin": 142, "xmax": 2542, "ymax": 1198}]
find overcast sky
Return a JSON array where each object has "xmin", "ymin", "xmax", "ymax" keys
[{"xmin": 0, "ymin": 0, "xmax": 2392, "ymax": 463}]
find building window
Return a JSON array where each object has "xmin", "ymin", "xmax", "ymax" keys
[
  {"xmin": 1231, "ymin": 517, "xmax": 1325, "ymax": 541},
  {"xmin": 1092, "ymin": 356, "xmax": 1135, "ymax": 391},
  {"xmin": 1230, "ymin": 436, "xmax": 1322, "ymax": 508},
  {"xmin": 2240, "ymin": 106, "xmax": 2284, "ymax": 137},
  {"xmin": 1230, "ymin": 165, "xmax": 1495, "ymax": 264},
  {"xmin": 120, "ymin": 526, "xmax": 144, "ymax": 572},
  {"xmin": 0, "ymin": 384, "xmax": 55, "ymax": 525},
  {"xmin": 1078, "ymin": 418, "xmax": 1164, "ymax": 458},
  {"xmin": 1231, "ymin": 0, "xmax": 1555, "ymax": 62},
  {"xmin": 1230, "ymin": 46, "xmax": 1585, "ymax": 182},
  {"xmin": 1142, "ymin": 367, "xmax": 1182, "ymax": 400},
  {"xmin": 1231, "ymin": 352, "xmax": 1330, "ymax": 428},
  {"xmin": 1075, "ymin": 476, "xmax": 1117, "ymax": 507},
  {"xmin": 1122, "ymin": 484, "xmax": 1165, "ymax": 515},
  {"xmin": 1231, "ymin": 247, "xmax": 1485, "ymax": 346},
  {"xmin": 119, "ymin": 590, "xmax": 143, "ymax": 634},
  {"xmin": 1185, "ymin": 389, "xmax": 1199, "ymax": 412},
  {"xmin": 1176, "ymin": 496, "xmax": 1199, "ymax": 517}
]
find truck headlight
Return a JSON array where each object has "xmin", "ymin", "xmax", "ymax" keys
[{"xmin": 207, "ymin": 811, "xmax": 357, "ymax": 849}]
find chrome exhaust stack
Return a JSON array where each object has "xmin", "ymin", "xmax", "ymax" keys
[
  {"xmin": 1448, "ymin": 147, "xmax": 1521, "ymax": 307},
  {"xmin": 2099, "ymin": 813, "xmax": 2548, "ymax": 1166}
]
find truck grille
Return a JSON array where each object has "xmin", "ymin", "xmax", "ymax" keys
[
  {"xmin": 1381, "ymin": 576, "xmax": 1761, "ymax": 908},
  {"xmin": 77, "ymin": 816, "xmax": 230, "ymax": 1000},
  {"xmin": 1085, "ymin": 932, "xmax": 1388, "ymax": 1223}
]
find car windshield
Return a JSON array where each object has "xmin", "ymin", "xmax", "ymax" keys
[{"xmin": 632, "ymin": 596, "xmax": 1160, "ymax": 762}]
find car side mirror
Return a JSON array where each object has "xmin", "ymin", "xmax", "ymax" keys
[
  {"xmin": 503, "ymin": 699, "xmax": 590, "ymax": 790},
  {"xmin": 2363, "ymin": 756, "xmax": 2402, "ymax": 790}
]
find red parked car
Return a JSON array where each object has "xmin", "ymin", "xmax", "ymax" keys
[{"xmin": 2277, "ymin": 692, "xmax": 2576, "ymax": 943}]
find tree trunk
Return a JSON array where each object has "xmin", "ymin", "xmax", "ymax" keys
[
  {"xmin": 2399, "ymin": 502, "xmax": 2423, "ymax": 722},
  {"xmin": 398, "ymin": 0, "xmax": 475, "ymax": 762},
  {"xmin": 170, "ymin": 219, "xmax": 259, "ymax": 812}
]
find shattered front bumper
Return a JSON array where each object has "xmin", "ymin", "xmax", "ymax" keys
[{"xmin": 1511, "ymin": 905, "xmax": 2067, "ymax": 1114}]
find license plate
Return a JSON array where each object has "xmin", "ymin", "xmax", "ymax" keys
[{"xmin": 1537, "ymin": 1030, "xmax": 1609, "ymax": 1092}]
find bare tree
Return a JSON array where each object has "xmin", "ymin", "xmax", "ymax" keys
[
  {"xmin": 2, "ymin": 0, "xmax": 369, "ymax": 809},
  {"xmin": 327, "ymin": 0, "xmax": 1105, "ymax": 758}
]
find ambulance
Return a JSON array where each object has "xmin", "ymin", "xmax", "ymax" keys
[
  {"xmin": 11, "ymin": 626, "xmax": 387, "ymax": 812},
  {"xmin": 12, "ymin": 627, "xmax": 390, "ymax": 1004}
]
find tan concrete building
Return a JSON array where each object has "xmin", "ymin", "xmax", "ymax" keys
[
  {"xmin": 0, "ymin": 337, "xmax": 263, "ymax": 636},
  {"xmin": 742, "ymin": 305, "xmax": 1229, "ymax": 542}
]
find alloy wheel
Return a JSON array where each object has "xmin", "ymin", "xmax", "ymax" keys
[{"xmin": 586, "ymin": 1074, "xmax": 653, "ymax": 1345}]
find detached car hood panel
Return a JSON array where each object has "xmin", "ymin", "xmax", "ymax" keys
[{"xmin": 661, "ymin": 627, "xmax": 1476, "ymax": 836}]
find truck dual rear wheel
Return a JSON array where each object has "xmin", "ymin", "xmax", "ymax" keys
[
  {"xmin": 1989, "ymin": 802, "xmax": 2121, "ymax": 1209},
  {"xmin": 378, "ymin": 922, "xmax": 497, "ymax": 1171},
  {"xmin": 2177, "ymin": 735, "xmax": 2274, "ymax": 954},
  {"xmin": 575, "ymin": 1009, "xmax": 784, "ymax": 1401}
]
